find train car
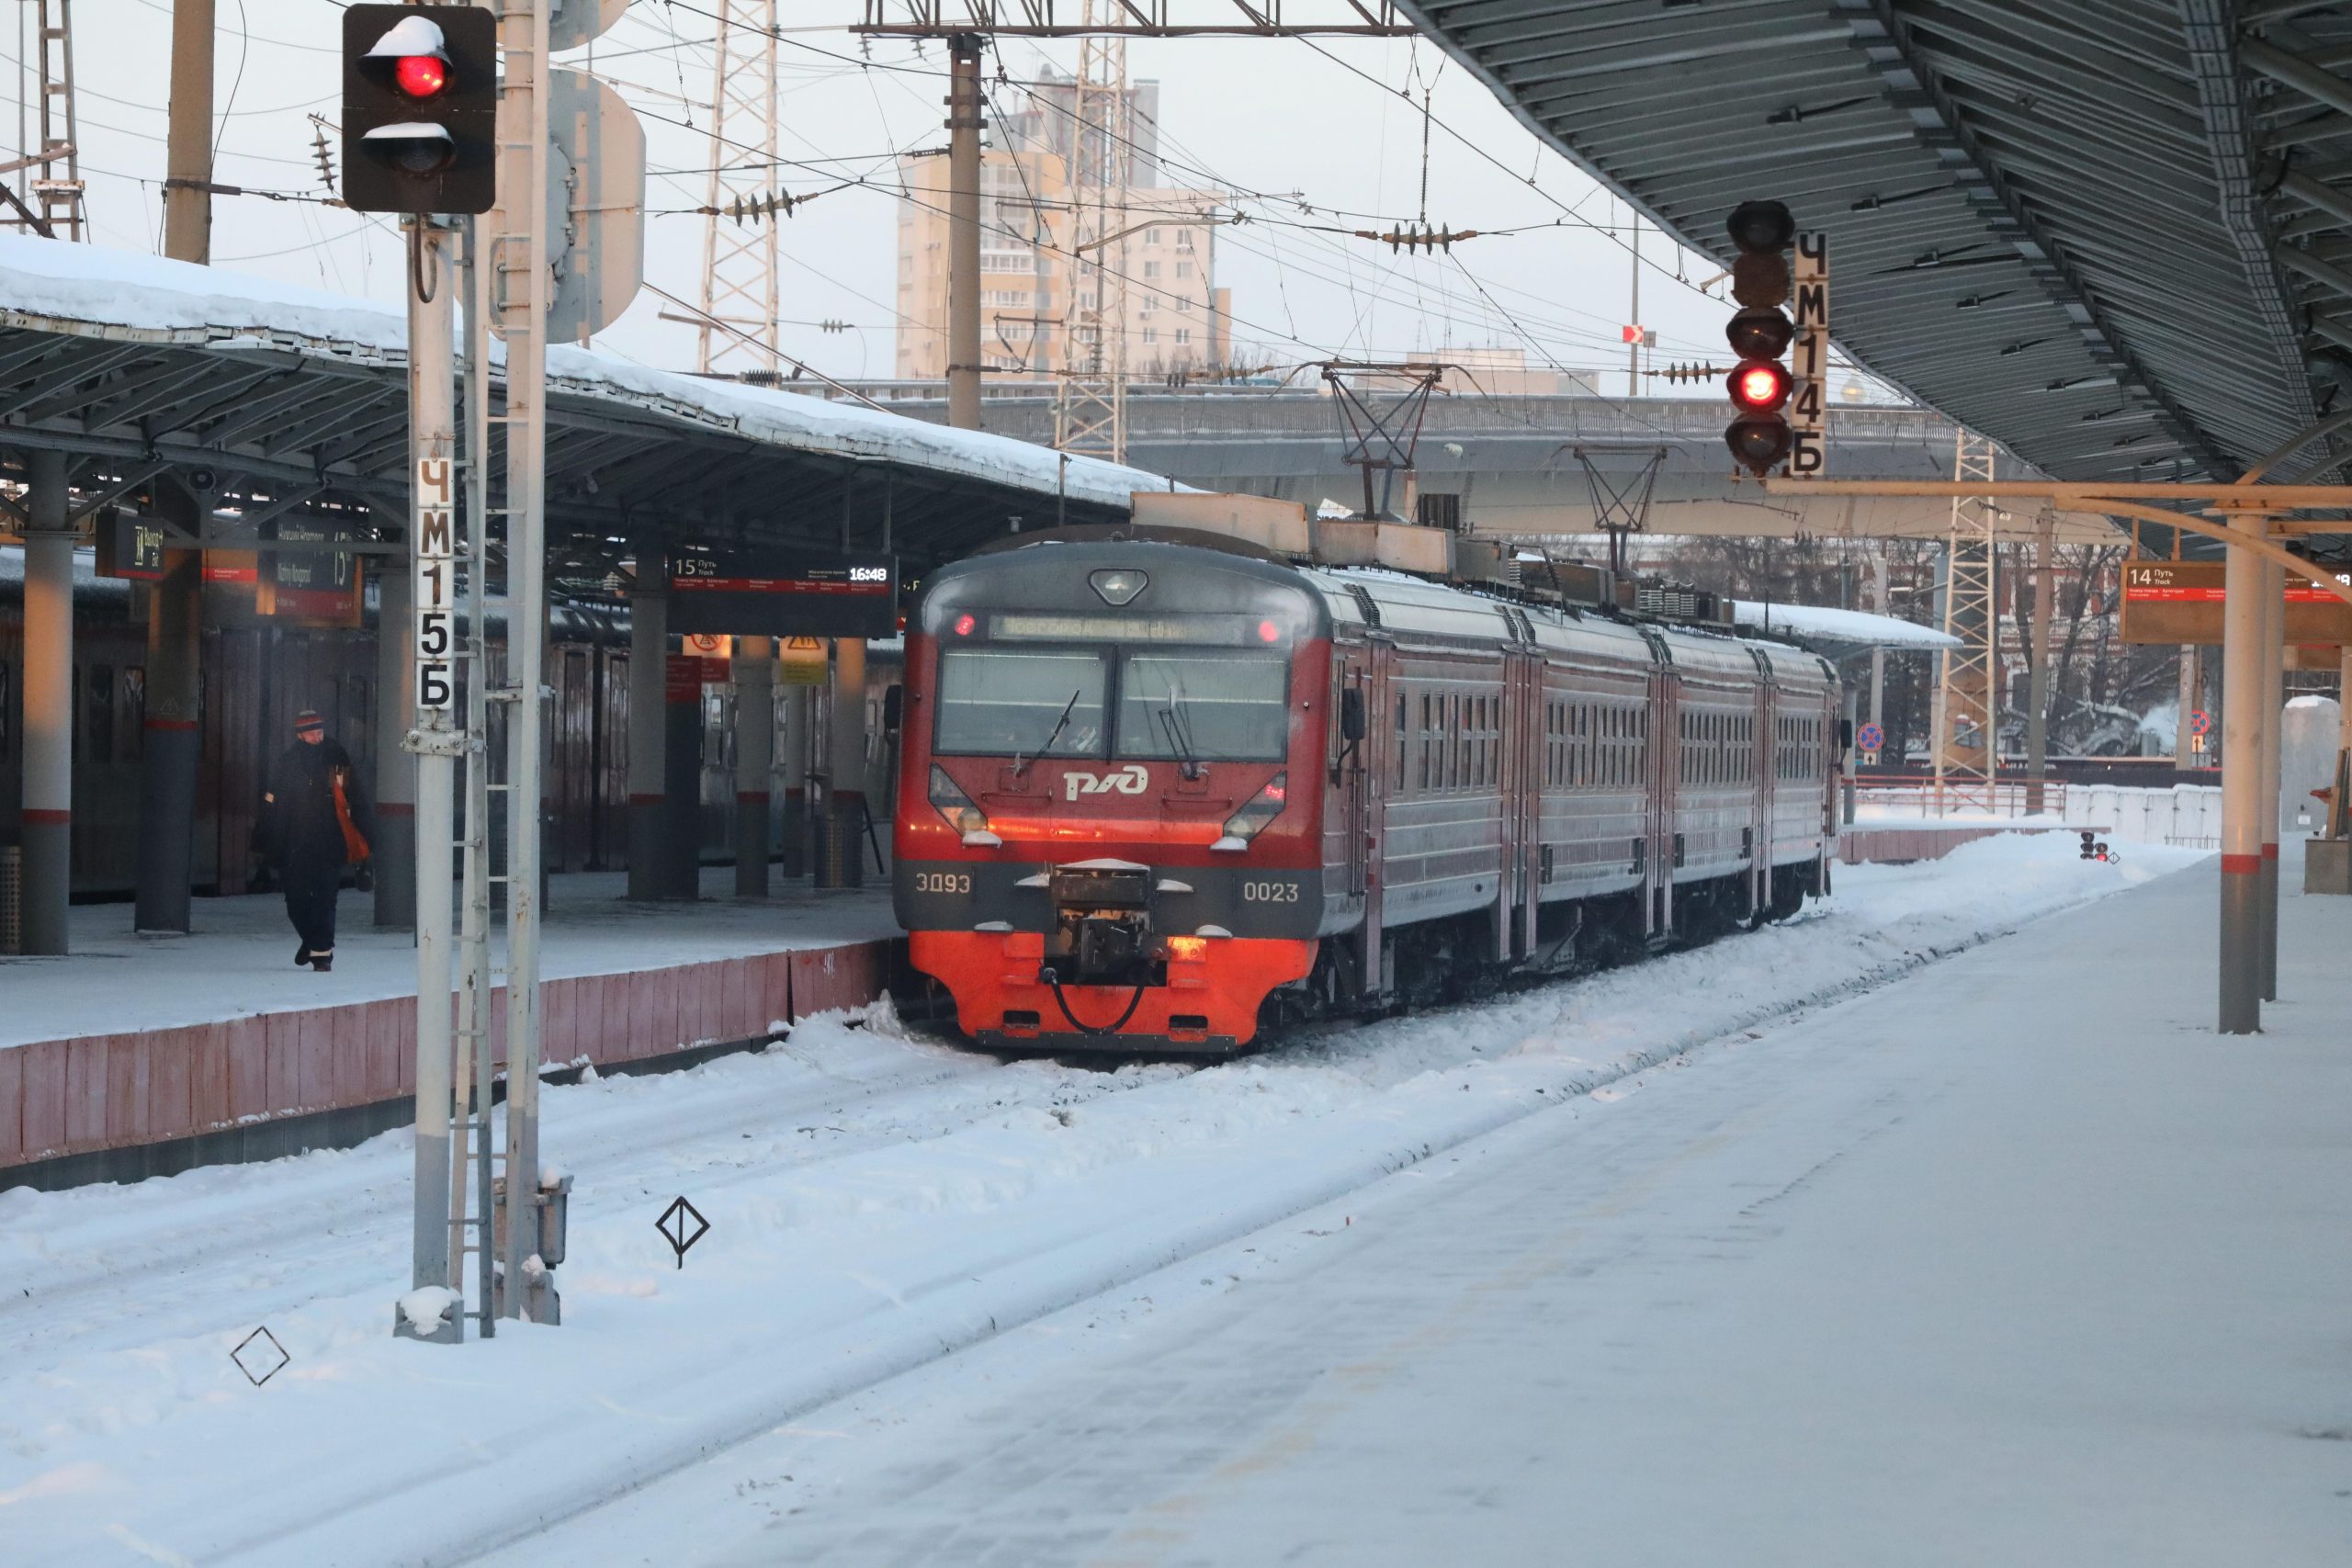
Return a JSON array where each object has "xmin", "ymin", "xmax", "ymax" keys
[{"xmin": 892, "ymin": 537, "xmax": 1840, "ymax": 1055}]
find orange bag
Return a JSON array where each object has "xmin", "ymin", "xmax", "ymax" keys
[{"xmin": 333, "ymin": 769, "xmax": 371, "ymax": 865}]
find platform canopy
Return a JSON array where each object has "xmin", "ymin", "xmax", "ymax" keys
[
  {"xmin": 1397, "ymin": 1, "xmax": 2352, "ymax": 552},
  {"xmin": 0, "ymin": 234, "xmax": 1178, "ymax": 579}
]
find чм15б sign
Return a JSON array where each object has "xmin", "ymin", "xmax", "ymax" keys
[
  {"xmin": 665, "ymin": 551, "xmax": 898, "ymax": 639},
  {"xmin": 2120, "ymin": 562, "xmax": 2352, "ymax": 646}
]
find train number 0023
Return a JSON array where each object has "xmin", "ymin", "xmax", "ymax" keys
[
  {"xmin": 914, "ymin": 871, "xmax": 971, "ymax": 895},
  {"xmin": 1241, "ymin": 880, "xmax": 1300, "ymax": 903}
]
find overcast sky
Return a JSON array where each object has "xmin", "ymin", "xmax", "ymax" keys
[{"xmin": 21, "ymin": 1, "xmax": 1797, "ymax": 398}]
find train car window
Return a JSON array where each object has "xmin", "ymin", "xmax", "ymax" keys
[
  {"xmin": 86, "ymin": 664, "xmax": 115, "ymax": 765},
  {"xmin": 1419, "ymin": 691, "xmax": 1431, "ymax": 791},
  {"xmin": 1116, "ymin": 651, "xmax": 1288, "ymax": 762},
  {"xmin": 1396, "ymin": 694, "xmax": 1408, "ymax": 789},
  {"xmin": 0, "ymin": 660, "xmax": 11, "ymax": 761},
  {"xmin": 934, "ymin": 648, "xmax": 1108, "ymax": 758}
]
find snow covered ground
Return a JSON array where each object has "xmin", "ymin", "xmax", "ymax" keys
[{"xmin": 0, "ymin": 837, "xmax": 2213, "ymax": 1564}]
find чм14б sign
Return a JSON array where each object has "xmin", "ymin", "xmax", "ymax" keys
[
  {"xmin": 665, "ymin": 549, "xmax": 899, "ymax": 639},
  {"xmin": 2120, "ymin": 561, "xmax": 2352, "ymax": 646}
]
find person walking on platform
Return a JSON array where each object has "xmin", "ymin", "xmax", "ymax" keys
[{"xmin": 263, "ymin": 708, "xmax": 373, "ymax": 972}]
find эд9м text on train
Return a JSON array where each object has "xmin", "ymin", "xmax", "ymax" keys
[{"xmin": 892, "ymin": 538, "xmax": 1842, "ymax": 1055}]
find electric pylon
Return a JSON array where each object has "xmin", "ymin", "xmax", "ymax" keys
[
  {"xmin": 695, "ymin": 0, "xmax": 780, "ymax": 373},
  {"xmin": 1932, "ymin": 427, "xmax": 2000, "ymax": 815},
  {"xmin": 7, "ymin": 0, "xmax": 87, "ymax": 239},
  {"xmin": 1053, "ymin": 0, "xmax": 1131, "ymax": 463}
]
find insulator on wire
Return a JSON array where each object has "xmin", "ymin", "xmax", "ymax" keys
[{"xmin": 1351, "ymin": 223, "xmax": 1481, "ymax": 254}]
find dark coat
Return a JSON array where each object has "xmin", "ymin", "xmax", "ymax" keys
[{"xmin": 265, "ymin": 737, "xmax": 374, "ymax": 868}]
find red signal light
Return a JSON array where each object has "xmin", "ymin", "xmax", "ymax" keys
[
  {"xmin": 1256, "ymin": 618, "xmax": 1279, "ymax": 643},
  {"xmin": 393, "ymin": 53, "xmax": 447, "ymax": 98},
  {"xmin": 953, "ymin": 613, "xmax": 976, "ymax": 637},
  {"xmin": 1730, "ymin": 361, "xmax": 1792, "ymax": 412}
]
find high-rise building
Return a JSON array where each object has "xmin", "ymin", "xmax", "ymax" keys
[{"xmin": 894, "ymin": 73, "xmax": 1231, "ymax": 383}]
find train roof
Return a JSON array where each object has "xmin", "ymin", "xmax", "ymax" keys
[
  {"xmin": 933, "ymin": 538, "xmax": 1838, "ymax": 685},
  {"xmin": 1304, "ymin": 562, "xmax": 1836, "ymax": 684}
]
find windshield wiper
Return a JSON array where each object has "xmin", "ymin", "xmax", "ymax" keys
[
  {"xmin": 1157, "ymin": 685, "xmax": 1204, "ymax": 780},
  {"xmin": 1013, "ymin": 688, "xmax": 1083, "ymax": 777}
]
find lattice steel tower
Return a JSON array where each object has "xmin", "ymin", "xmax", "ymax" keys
[
  {"xmin": 1931, "ymin": 427, "xmax": 2000, "ymax": 814},
  {"xmin": 1053, "ymin": 1, "xmax": 1132, "ymax": 464},
  {"xmin": 9, "ymin": 0, "xmax": 86, "ymax": 240},
  {"xmin": 695, "ymin": 0, "xmax": 779, "ymax": 374}
]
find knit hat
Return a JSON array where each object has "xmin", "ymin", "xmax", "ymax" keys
[{"xmin": 294, "ymin": 708, "xmax": 323, "ymax": 732}]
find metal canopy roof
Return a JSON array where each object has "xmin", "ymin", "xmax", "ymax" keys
[
  {"xmin": 0, "ymin": 238, "xmax": 1170, "ymax": 582},
  {"xmin": 1399, "ymin": 0, "xmax": 2352, "ymax": 502}
]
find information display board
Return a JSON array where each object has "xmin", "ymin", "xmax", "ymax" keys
[
  {"xmin": 2120, "ymin": 561, "xmax": 2352, "ymax": 646},
  {"xmin": 664, "ymin": 549, "xmax": 898, "ymax": 638}
]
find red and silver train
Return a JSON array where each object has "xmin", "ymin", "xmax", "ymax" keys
[{"xmin": 892, "ymin": 538, "xmax": 1841, "ymax": 1054}]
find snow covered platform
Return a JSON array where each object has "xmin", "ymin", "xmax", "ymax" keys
[
  {"xmin": 0, "ymin": 870, "xmax": 897, "ymax": 1188},
  {"xmin": 563, "ymin": 844, "xmax": 2341, "ymax": 1567},
  {"xmin": 1838, "ymin": 816, "xmax": 2097, "ymax": 863},
  {"xmin": 5, "ymin": 838, "xmax": 2344, "ymax": 1566}
]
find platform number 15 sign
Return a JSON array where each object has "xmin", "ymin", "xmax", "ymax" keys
[
  {"xmin": 413, "ymin": 457, "xmax": 456, "ymax": 712},
  {"xmin": 1788, "ymin": 232, "xmax": 1830, "ymax": 478}
]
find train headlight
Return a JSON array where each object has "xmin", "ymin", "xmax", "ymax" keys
[
  {"xmin": 1215, "ymin": 771, "xmax": 1287, "ymax": 850},
  {"xmin": 930, "ymin": 764, "xmax": 999, "ymax": 844},
  {"xmin": 1090, "ymin": 568, "xmax": 1148, "ymax": 606}
]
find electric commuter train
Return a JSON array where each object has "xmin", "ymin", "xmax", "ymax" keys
[{"xmin": 892, "ymin": 537, "xmax": 1841, "ymax": 1054}]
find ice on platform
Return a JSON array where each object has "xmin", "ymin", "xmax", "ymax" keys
[{"xmin": 0, "ymin": 868, "xmax": 894, "ymax": 1050}]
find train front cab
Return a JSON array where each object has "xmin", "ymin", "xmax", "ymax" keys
[{"xmin": 893, "ymin": 543, "xmax": 1340, "ymax": 1054}]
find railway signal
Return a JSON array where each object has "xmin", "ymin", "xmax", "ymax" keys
[
  {"xmin": 1724, "ymin": 199, "xmax": 1796, "ymax": 478},
  {"xmin": 340, "ymin": 6, "xmax": 498, "ymax": 215}
]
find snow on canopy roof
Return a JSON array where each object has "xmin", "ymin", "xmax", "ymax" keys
[
  {"xmin": 0, "ymin": 232, "xmax": 1183, "ymax": 511},
  {"xmin": 1732, "ymin": 600, "xmax": 1960, "ymax": 655}
]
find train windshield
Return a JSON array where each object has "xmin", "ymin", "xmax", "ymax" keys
[
  {"xmin": 933, "ymin": 648, "xmax": 1109, "ymax": 758},
  {"xmin": 1114, "ymin": 652, "xmax": 1288, "ymax": 762}
]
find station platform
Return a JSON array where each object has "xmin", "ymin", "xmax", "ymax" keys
[
  {"xmin": 662, "ymin": 849, "xmax": 2350, "ymax": 1567},
  {"xmin": 0, "ymin": 870, "xmax": 898, "ymax": 1189}
]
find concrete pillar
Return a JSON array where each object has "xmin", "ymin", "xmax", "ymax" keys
[
  {"xmin": 662, "ymin": 650, "xmax": 704, "ymax": 899},
  {"xmin": 134, "ymin": 485, "xmax": 202, "ymax": 931},
  {"xmin": 779, "ymin": 682, "xmax": 809, "ymax": 879},
  {"xmin": 19, "ymin": 450, "xmax": 74, "ymax": 954},
  {"xmin": 2175, "ymin": 647, "xmax": 2200, "ymax": 772},
  {"xmin": 373, "ymin": 550, "xmax": 416, "ymax": 927},
  {"xmin": 2024, "ymin": 518, "xmax": 2054, "ymax": 815},
  {"xmin": 944, "ymin": 36, "xmax": 984, "ymax": 432},
  {"xmin": 625, "ymin": 567, "xmax": 667, "ymax": 898},
  {"xmin": 2258, "ymin": 558, "xmax": 2284, "ymax": 1003},
  {"xmin": 2219, "ymin": 524, "xmax": 2263, "ymax": 1033},
  {"xmin": 817, "ymin": 637, "xmax": 866, "ymax": 889},
  {"xmin": 1868, "ymin": 553, "xmax": 1888, "ymax": 737},
  {"xmin": 733, "ymin": 637, "xmax": 773, "ymax": 897}
]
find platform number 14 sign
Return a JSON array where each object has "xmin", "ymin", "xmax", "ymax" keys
[
  {"xmin": 1788, "ymin": 232, "xmax": 1829, "ymax": 477},
  {"xmin": 413, "ymin": 457, "xmax": 456, "ymax": 712}
]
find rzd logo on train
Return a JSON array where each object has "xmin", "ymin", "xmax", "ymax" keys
[{"xmin": 1063, "ymin": 764, "xmax": 1149, "ymax": 802}]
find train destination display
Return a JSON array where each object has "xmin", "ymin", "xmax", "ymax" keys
[{"xmin": 664, "ymin": 549, "xmax": 898, "ymax": 638}]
